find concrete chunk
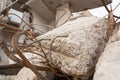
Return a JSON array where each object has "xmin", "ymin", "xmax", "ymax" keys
[
  {"xmin": 94, "ymin": 28, "xmax": 120, "ymax": 80},
  {"xmin": 37, "ymin": 17, "xmax": 109, "ymax": 79}
]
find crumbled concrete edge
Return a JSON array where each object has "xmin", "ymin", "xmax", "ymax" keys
[{"xmin": 93, "ymin": 26, "xmax": 120, "ymax": 80}]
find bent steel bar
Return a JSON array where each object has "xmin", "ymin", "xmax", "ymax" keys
[{"xmin": 0, "ymin": 64, "xmax": 23, "ymax": 75}]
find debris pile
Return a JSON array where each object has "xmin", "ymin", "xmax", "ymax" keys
[
  {"xmin": 1, "ymin": 0, "xmax": 120, "ymax": 80},
  {"xmin": 14, "ymin": 17, "xmax": 109, "ymax": 80}
]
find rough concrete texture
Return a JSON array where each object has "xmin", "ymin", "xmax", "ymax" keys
[
  {"xmin": 15, "ymin": 67, "xmax": 37, "ymax": 80},
  {"xmin": 15, "ymin": 67, "xmax": 54, "ymax": 80},
  {"xmin": 36, "ymin": 17, "xmax": 109, "ymax": 79},
  {"xmin": 0, "ymin": 75, "xmax": 15, "ymax": 80},
  {"xmin": 93, "ymin": 27, "xmax": 120, "ymax": 80}
]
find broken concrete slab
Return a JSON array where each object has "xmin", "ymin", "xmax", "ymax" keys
[
  {"xmin": 36, "ymin": 16, "xmax": 109, "ymax": 79},
  {"xmin": 42, "ymin": 0, "xmax": 112, "ymax": 12},
  {"xmin": 93, "ymin": 28, "xmax": 120, "ymax": 80},
  {"xmin": 15, "ymin": 67, "xmax": 37, "ymax": 80}
]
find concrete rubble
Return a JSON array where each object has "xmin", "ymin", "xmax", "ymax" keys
[
  {"xmin": 15, "ymin": 16, "xmax": 110, "ymax": 80},
  {"xmin": 2, "ymin": 0, "xmax": 120, "ymax": 80},
  {"xmin": 33, "ymin": 16, "xmax": 108, "ymax": 80},
  {"xmin": 93, "ymin": 26, "xmax": 120, "ymax": 80}
]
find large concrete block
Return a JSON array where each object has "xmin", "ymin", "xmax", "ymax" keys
[
  {"xmin": 94, "ymin": 28, "xmax": 120, "ymax": 80},
  {"xmin": 36, "ymin": 17, "xmax": 109, "ymax": 79}
]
